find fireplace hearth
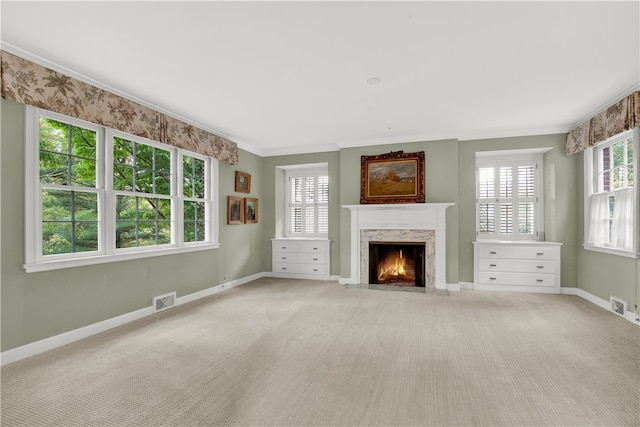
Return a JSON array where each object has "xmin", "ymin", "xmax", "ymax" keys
[{"xmin": 369, "ymin": 243, "xmax": 425, "ymax": 287}]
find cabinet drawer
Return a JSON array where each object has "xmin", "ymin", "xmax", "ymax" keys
[
  {"xmin": 275, "ymin": 263, "xmax": 327, "ymax": 275},
  {"xmin": 478, "ymin": 246, "xmax": 556, "ymax": 260},
  {"xmin": 273, "ymin": 241, "xmax": 327, "ymax": 254},
  {"xmin": 478, "ymin": 272, "xmax": 556, "ymax": 287},
  {"xmin": 478, "ymin": 259, "xmax": 556, "ymax": 274},
  {"xmin": 274, "ymin": 253, "xmax": 326, "ymax": 264}
]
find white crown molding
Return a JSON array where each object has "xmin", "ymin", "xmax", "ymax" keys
[
  {"xmin": 0, "ymin": 42, "xmax": 258, "ymax": 153},
  {"xmin": 570, "ymin": 82, "xmax": 640, "ymax": 129},
  {"xmin": 262, "ymin": 143, "xmax": 340, "ymax": 158}
]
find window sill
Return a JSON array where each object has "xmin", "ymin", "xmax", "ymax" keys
[
  {"xmin": 583, "ymin": 244, "xmax": 639, "ymax": 259},
  {"xmin": 24, "ymin": 243, "xmax": 221, "ymax": 273}
]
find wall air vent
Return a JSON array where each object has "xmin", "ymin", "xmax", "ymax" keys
[
  {"xmin": 153, "ymin": 292, "xmax": 176, "ymax": 313},
  {"xmin": 610, "ymin": 296, "xmax": 627, "ymax": 317}
]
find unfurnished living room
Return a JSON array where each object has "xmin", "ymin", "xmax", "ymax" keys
[{"xmin": 1, "ymin": 1, "xmax": 639, "ymax": 426}]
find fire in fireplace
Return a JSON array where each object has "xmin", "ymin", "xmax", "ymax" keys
[{"xmin": 369, "ymin": 242, "xmax": 425, "ymax": 287}]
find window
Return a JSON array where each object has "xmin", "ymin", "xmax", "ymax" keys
[
  {"xmin": 584, "ymin": 128, "xmax": 638, "ymax": 257},
  {"xmin": 25, "ymin": 107, "xmax": 219, "ymax": 272},
  {"xmin": 285, "ymin": 165, "xmax": 329, "ymax": 237},
  {"xmin": 476, "ymin": 150, "xmax": 545, "ymax": 241}
]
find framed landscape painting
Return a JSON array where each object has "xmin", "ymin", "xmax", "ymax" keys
[
  {"xmin": 235, "ymin": 171, "xmax": 251, "ymax": 193},
  {"xmin": 244, "ymin": 198, "xmax": 258, "ymax": 224},
  {"xmin": 227, "ymin": 196, "xmax": 244, "ymax": 224},
  {"xmin": 360, "ymin": 151, "xmax": 425, "ymax": 204}
]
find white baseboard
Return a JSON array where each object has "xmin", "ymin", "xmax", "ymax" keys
[
  {"xmin": 0, "ymin": 272, "xmax": 270, "ymax": 366},
  {"xmin": 447, "ymin": 283, "xmax": 461, "ymax": 291},
  {"xmin": 561, "ymin": 287, "xmax": 640, "ymax": 325}
]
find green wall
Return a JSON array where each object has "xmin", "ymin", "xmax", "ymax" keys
[
  {"xmin": 2, "ymin": 96, "xmax": 638, "ymax": 354},
  {"xmin": 1, "ymin": 99, "xmax": 267, "ymax": 351}
]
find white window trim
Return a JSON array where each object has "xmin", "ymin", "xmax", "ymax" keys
[
  {"xmin": 583, "ymin": 127, "xmax": 639, "ymax": 258},
  {"xmin": 283, "ymin": 163, "xmax": 329, "ymax": 238},
  {"xmin": 24, "ymin": 107, "xmax": 219, "ymax": 273},
  {"xmin": 475, "ymin": 148, "xmax": 550, "ymax": 241}
]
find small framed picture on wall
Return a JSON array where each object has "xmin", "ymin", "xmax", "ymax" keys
[
  {"xmin": 244, "ymin": 198, "xmax": 258, "ymax": 224},
  {"xmin": 235, "ymin": 171, "xmax": 251, "ymax": 193},
  {"xmin": 227, "ymin": 196, "xmax": 244, "ymax": 224}
]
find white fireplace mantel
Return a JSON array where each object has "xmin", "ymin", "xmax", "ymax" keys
[{"xmin": 341, "ymin": 203, "xmax": 455, "ymax": 289}]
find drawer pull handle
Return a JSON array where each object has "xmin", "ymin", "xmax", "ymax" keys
[
  {"xmin": 281, "ymin": 246, "xmax": 287, "ymax": 250},
  {"xmin": 281, "ymin": 257, "xmax": 287, "ymax": 260},
  {"xmin": 536, "ymin": 279, "xmax": 543, "ymax": 282},
  {"xmin": 489, "ymin": 251, "xmax": 497, "ymax": 255},
  {"xmin": 489, "ymin": 277, "xmax": 496, "ymax": 280},
  {"xmin": 313, "ymin": 269, "xmax": 318, "ymax": 272},
  {"xmin": 281, "ymin": 267, "xmax": 287, "ymax": 270},
  {"xmin": 489, "ymin": 264, "xmax": 497, "ymax": 267},
  {"xmin": 536, "ymin": 252, "xmax": 544, "ymax": 256},
  {"xmin": 313, "ymin": 258, "xmax": 318, "ymax": 261},
  {"xmin": 536, "ymin": 266, "xmax": 544, "ymax": 269},
  {"xmin": 313, "ymin": 247, "xmax": 319, "ymax": 250}
]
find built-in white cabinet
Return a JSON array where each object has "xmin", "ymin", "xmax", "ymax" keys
[
  {"xmin": 272, "ymin": 238, "xmax": 330, "ymax": 280},
  {"xmin": 473, "ymin": 241, "xmax": 561, "ymax": 292}
]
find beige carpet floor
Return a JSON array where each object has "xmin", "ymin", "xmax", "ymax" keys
[{"xmin": 1, "ymin": 278, "xmax": 639, "ymax": 426}]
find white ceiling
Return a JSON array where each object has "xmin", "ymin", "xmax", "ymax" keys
[{"xmin": 2, "ymin": 1, "xmax": 639, "ymax": 157}]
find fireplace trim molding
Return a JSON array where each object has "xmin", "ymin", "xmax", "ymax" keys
[{"xmin": 341, "ymin": 203, "xmax": 455, "ymax": 289}]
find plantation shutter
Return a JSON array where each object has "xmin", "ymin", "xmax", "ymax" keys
[
  {"xmin": 286, "ymin": 169, "xmax": 329, "ymax": 237},
  {"xmin": 476, "ymin": 156, "xmax": 540, "ymax": 240}
]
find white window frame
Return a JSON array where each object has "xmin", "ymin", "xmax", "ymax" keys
[
  {"xmin": 475, "ymin": 148, "xmax": 548, "ymax": 241},
  {"xmin": 24, "ymin": 107, "xmax": 219, "ymax": 273},
  {"xmin": 284, "ymin": 163, "xmax": 329, "ymax": 238},
  {"xmin": 583, "ymin": 127, "xmax": 639, "ymax": 258}
]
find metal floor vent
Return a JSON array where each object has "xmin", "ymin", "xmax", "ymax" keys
[
  {"xmin": 610, "ymin": 296, "xmax": 627, "ymax": 317},
  {"xmin": 153, "ymin": 292, "xmax": 176, "ymax": 313}
]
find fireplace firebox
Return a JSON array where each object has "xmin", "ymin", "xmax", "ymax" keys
[{"xmin": 369, "ymin": 242, "xmax": 425, "ymax": 287}]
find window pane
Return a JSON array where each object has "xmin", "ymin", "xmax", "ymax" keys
[
  {"xmin": 500, "ymin": 203, "xmax": 513, "ymax": 234},
  {"xmin": 115, "ymin": 196, "xmax": 172, "ymax": 248},
  {"xmin": 42, "ymin": 222, "xmax": 72, "ymax": 255},
  {"xmin": 613, "ymin": 141, "xmax": 624, "ymax": 168},
  {"xmin": 40, "ymin": 117, "xmax": 96, "ymax": 187},
  {"xmin": 628, "ymin": 140, "xmax": 634, "ymax": 187},
  {"xmin": 478, "ymin": 203, "xmax": 494, "ymax": 233},
  {"xmin": 75, "ymin": 222, "xmax": 99, "ymax": 252},
  {"xmin": 478, "ymin": 167, "xmax": 494, "ymax": 198},
  {"xmin": 518, "ymin": 166, "xmax": 535, "ymax": 198},
  {"xmin": 499, "ymin": 167, "xmax": 512, "ymax": 198},
  {"xmin": 518, "ymin": 203, "xmax": 534, "ymax": 234},
  {"xmin": 113, "ymin": 137, "xmax": 135, "ymax": 191},
  {"xmin": 42, "ymin": 189, "xmax": 98, "ymax": 255},
  {"xmin": 116, "ymin": 222, "xmax": 136, "ymax": 248},
  {"xmin": 183, "ymin": 156, "xmax": 205, "ymax": 198}
]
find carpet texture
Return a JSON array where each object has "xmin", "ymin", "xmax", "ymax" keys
[{"xmin": 2, "ymin": 278, "xmax": 639, "ymax": 426}]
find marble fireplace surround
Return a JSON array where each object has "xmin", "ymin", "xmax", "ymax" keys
[{"xmin": 342, "ymin": 203, "xmax": 455, "ymax": 290}]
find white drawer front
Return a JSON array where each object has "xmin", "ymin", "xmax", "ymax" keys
[
  {"xmin": 479, "ymin": 272, "xmax": 556, "ymax": 287},
  {"xmin": 478, "ymin": 259, "xmax": 556, "ymax": 274},
  {"xmin": 275, "ymin": 253, "xmax": 327, "ymax": 264},
  {"xmin": 275, "ymin": 263, "xmax": 327, "ymax": 275},
  {"xmin": 479, "ymin": 246, "xmax": 556, "ymax": 260},
  {"xmin": 273, "ymin": 241, "xmax": 328, "ymax": 254}
]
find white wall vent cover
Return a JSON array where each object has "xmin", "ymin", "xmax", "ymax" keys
[
  {"xmin": 610, "ymin": 296, "xmax": 628, "ymax": 317},
  {"xmin": 153, "ymin": 292, "xmax": 177, "ymax": 313}
]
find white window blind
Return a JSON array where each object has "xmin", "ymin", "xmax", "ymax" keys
[
  {"xmin": 286, "ymin": 167, "xmax": 329, "ymax": 237},
  {"xmin": 476, "ymin": 151, "xmax": 544, "ymax": 241}
]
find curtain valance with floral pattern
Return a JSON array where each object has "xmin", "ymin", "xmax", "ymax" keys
[
  {"xmin": 1, "ymin": 50, "xmax": 239, "ymax": 165},
  {"xmin": 566, "ymin": 91, "xmax": 640, "ymax": 156}
]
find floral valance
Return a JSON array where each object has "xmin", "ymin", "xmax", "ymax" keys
[
  {"xmin": 566, "ymin": 91, "xmax": 640, "ymax": 156},
  {"xmin": 1, "ymin": 50, "xmax": 239, "ymax": 165}
]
